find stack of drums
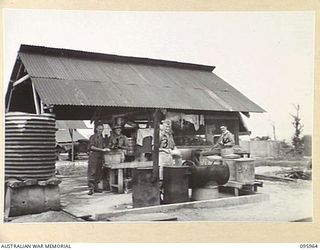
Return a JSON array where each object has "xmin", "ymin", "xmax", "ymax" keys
[
  {"xmin": 5, "ymin": 112, "xmax": 57, "ymax": 180},
  {"xmin": 126, "ymin": 137, "xmax": 136, "ymax": 156}
]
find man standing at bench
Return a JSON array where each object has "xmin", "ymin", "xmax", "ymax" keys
[
  {"xmin": 213, "ymin": 125, "xmax": 235, "ymax": 149},
  {"xmin": 199, "ymin": 125, "xmax": 235, "ymax": 160},
  {"xmin": 87, "ymin": 123, "xmax": 110, "ymax": 195}
]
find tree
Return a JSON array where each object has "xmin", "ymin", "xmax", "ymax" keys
[{"xmin": 290, "ymin": 104, "xmax": 304, "ymax": 157}]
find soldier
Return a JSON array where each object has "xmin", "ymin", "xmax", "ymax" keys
[
  {"xmin": 200, "ymin": 125, "xmax": 235, "ymax": 160},
  {"xmin": 213, "ymin": 125, "xmax": 235, "ymax": 148},
  {"xmin": 108, "ymin": 125, "xmax": 128, "ymax": 151},
  {"xmin": 108, "ymin": 125, "xmax": 128, "ymax": 164},
  {"xmin": 87, "ymin": 123, "xmax": 110, "ymax": 195},
  {"xmin": 159, "ymin": 120, "xmax": 181, "ymax": 180}
]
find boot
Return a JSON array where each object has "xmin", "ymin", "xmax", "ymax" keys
[{"xmin": 88, "ymin": 189, "xmax": 94, "ymax": 195}]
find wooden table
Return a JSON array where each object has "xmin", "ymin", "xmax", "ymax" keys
[{"xmin": 105, "ymin": 161, "xmax": 152, "ymax": 193}]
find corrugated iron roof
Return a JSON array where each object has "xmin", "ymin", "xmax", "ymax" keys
[
  {"xmin": 56, "ymin": 120, "xmax": 88, "ymax": 129},
  {"xmin": 18, "ymin": 44, "xmax": 265, "ymax": 113}
]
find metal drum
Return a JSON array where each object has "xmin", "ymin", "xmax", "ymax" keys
[
  {"xmin": 163, "ymin": 166, "xmax": 189, "ymax": 204},
  {"xmin": 132, "ymin": 167, "xmax": 160, "ymax": 208},
  {"xmin": 5, "ymin": 112, "xmax": 57, "ymax": 180}
]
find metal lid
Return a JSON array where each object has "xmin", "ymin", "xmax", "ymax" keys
[
  {"xmin": 222, "ymin": 153, "xmax": 241, "ymax": 159},
  {"xmin": 207, "ymin": 155, "xmax": 222, "ymax": 161},
  {"xmin": 234, "ymin": 158, "xmax": 254, "ymax": 162}
]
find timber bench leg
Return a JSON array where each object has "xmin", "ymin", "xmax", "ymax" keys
[
  {"xmin": 118, "ymin": 169, "xmax": 124, "ymax": 193},
  {"xmin": 109, "ymin": 169, "xmax": 124, "ymax": 193},
  {"xmin": 110, "ymin": 169, "xmax": 117, "ymax": 192}
]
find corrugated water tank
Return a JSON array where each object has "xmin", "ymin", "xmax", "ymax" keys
[{"xmin": 5, "ymin": 112, "xmax": 57, "ymax": 180}]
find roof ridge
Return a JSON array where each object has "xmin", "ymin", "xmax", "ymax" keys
[{"xmin": 19, "ymin": 44, "xmax": 215, "ymax": 72}]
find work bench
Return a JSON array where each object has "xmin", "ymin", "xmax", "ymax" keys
[{"xmin": 105, "ymin": 161, "xmax": 152, "ymax": 193}]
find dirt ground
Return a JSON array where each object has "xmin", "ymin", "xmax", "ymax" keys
[
  {"xmin": 58, "ymin": 164, "xmax": 313, "ymax": 222},
  {"xmin": 9, "ymin": 164, "xmax": 313, "ymax": 223},
  {"xmin": 164, "ymin": 178, "xmax": 312, "ymax": 221}
]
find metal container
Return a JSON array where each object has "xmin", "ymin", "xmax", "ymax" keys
[
  {"xmin": 163, "ymin": 166, "xmax": 189, "ymax": 204},
  {"xmin": 192, "ymin": 185, "xmax": 219, "ymax": 201},
  {"xmin": 132, "ymin": 167, "xmax": 160, "ymax": 208},
  {"xmin": 234, "ymin": 158, "xmax": 255, "ymax": 184},
  {"xmin": 5, "ymin": 112, "xmax": 56, "ymax": 180},
  {"xmin": 189, "ymin": 164, "xmax": 230, "ymax": 188},
  {"xmin": 222, "ymin": 154, "xmax": 241, "ymax": 182},
  {"xmin": 104, "ymin": 150, "xmax": 124, "ymax": 165}
]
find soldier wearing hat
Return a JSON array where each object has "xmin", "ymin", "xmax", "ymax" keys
[{"xmin": 108, "ymin": 125, "xmax": 128, "ymax": 151}]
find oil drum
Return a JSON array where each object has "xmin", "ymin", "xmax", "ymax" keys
[
  {"xmin": 132, "ymin": 167, "xmax": 160, "ymax": 208},
  {"xmin": 163, "ymin": 166, "xmax": 189, "ymax": 204},
  {"xmin": 5, "ymin": 112, "xmax": 57, "ymax": 180}
]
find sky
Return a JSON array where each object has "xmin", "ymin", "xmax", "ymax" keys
[{"xmin": 3, "ymin": 10, "xmax": 315, "ymax": 141}]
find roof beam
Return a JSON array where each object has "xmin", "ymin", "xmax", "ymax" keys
[
  {"xmin": 31, "ymin": 82, "xmax": 40, "ymax": 114},
  {"xmin": 241, "ymin": 112, "xmax": 250, "ymax": 118},
  {"xmin": 13, "ymin": 74, "xmax": 30, "ymax": 87}
]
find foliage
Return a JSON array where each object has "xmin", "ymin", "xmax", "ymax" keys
[{"xmin": 290, "ymin": 104, "xmax": 304, "ymax": 157}]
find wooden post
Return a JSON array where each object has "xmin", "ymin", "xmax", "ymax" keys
[
  {"xmin": 118, "ymin": 169, "xmax": 124, "ymax": 193},
  {"xmin": 152, "ymin": 109, "xmax": 161, "ymax": 179},
  {"xmin": 40, "ymin": 99, "xmax": 44, "ymax": 114},
  {"xmin": 31, "ymin": 82, "xmax": 40, "ymax": 115},
  {"xmin": 13, "ymin": 74, "xmax": 30, "ymax": 87},
  {"xmin": 69, "ymin": 128, "xmax": 74, "ymax": 162},
  {"xmin": 234, "ymin": 118, "xmax": 239, "ymax": 145},
  {"xmin": 6, "ymin": 88, "xmax": 13, "ymax": 113}
]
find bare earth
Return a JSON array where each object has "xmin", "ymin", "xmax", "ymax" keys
[
  {"xmin": 9, "ymin": 165, "xmax": 313, "ymax": 222},
  {"xmin": 165, "ymin": 179, "xmax": 312, "ymax": 221},
  {"xmin": 59, "ymin": 165, "xmax": 313, "ymax": 222}
]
